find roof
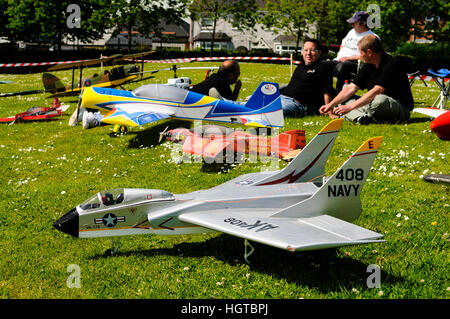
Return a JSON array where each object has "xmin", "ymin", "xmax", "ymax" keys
[{"xmin": 193, "ymin": 32, "xmax": 232, "ymax": 42}]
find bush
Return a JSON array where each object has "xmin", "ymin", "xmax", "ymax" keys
[{"xmin": 393, "ymin": 42, "xmax": 450, "ymax": 73}]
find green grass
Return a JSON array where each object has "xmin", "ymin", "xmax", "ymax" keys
[{"xmin": 0, "ymin": 62, "xmax": 448, "ymax": 299}]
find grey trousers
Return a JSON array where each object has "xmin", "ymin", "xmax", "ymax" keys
[{"xmin": 342, "ymin": 94, "xmax": 411, "ymax": 123}]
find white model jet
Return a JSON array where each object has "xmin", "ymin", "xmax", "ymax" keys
[{"xmin": 54, "ymin": 119, "xmax": 385, "ymax": 261}]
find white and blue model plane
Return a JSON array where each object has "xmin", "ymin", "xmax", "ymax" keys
[
  {"xmin": 80, "ymin": 81, "xmax": 284, "ymax": 129},
  {"xmin": 54, "ymin": 119, "xmax": 385, "ymax": 261}
]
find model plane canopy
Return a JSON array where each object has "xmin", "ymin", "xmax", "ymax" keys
[
  {"xmin": 78, "ymin": 188, "xmax": 174, "ymax": 211},
  {"xmin": 132, "ymin": 84, "xmax": 189, "ymax": 102}
]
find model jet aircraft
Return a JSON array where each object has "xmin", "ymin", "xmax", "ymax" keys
[
  {"xmin": 54, "ymin": 119, "xmax": 385, "ymax": 261},
  {"xmin": 81, "ymin": 81, "xmax": 284, "ymax": 128},
  {"xmin": 162, "ymin": 125, "xmax": 306, "ymax": 160}
]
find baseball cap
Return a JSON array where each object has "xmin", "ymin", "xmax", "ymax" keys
[{"xmin": 347, "ymin": 11, "xmax": 369, "ymax": 23}]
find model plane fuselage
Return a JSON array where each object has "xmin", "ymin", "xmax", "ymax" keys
[
  {"xmin": 55, "ymin": 119, "xmax": 386, "ymax": 253},
  {"xmin": 81, "ymin": 82, "xmax": 284, "ymax": 128}
]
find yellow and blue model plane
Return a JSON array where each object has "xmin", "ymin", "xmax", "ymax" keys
[{"xmin": 80, "ymin": 82, "xmax": 285, "ymax": 129}]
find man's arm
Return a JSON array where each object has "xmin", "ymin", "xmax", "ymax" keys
[
  {"xmin": 333, "ymin": 85, "xmax": 385, "ymax": 116},
  {"xmin": 338, "ymin": 55, "xmax": 360, "ymax": 63},
  {"xmin": 231, "ymin": 80, "xmax": 242, "ymax": 101}
]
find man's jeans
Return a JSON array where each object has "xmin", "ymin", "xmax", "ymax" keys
[{"xmin": 281, "ymin": 95, "xmax": 307, "ymax": 118}]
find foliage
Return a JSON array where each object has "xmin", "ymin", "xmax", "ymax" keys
[
  {"xmin": 393, "ymin": 42, "xmax": 450, "ymax": 72},
  {"xmin": 259, "ymin": 0, "xmax": 313, "ymax": 60},
  {"xmin": 189, "ymin": 0, "xmax": 258, "ymax": 55},
  {"xmin": 109, "ymin": 0, "xmax": 188, "ymax": 53},
  {"xmin": 5, "ymin": 0, "xmax": 112, "ymax": 56}
]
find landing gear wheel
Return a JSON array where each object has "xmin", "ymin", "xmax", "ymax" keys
[{"xmin": 109, "ymin": 124, "xmax": 128, "ymax": 137}]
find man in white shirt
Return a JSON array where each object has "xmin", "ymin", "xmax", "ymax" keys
[{"xmin": 333, "ymin": 11, "xmax": 379, "ymax": 92}]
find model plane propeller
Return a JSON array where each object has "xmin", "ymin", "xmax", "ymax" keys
[{"xmin": 54, "ymin": 119, "xmax": 386, "ymax": 262}]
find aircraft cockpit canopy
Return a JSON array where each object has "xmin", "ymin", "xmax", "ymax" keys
[
  {"xmin": 78, "ymin": 188, "xmax": 174, "ymax": 211},
  {"xmin": 132, "ymin": 84, "xmax": 188, "ymax": 103}
]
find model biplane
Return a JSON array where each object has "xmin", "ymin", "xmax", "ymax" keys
[
  {"xmin": 0, "ymin": 98, "xmax": 69, "ymax": 124},
  {"xmin": 43, "ymin": 51, "xmax": 155, "ymax": 98},
  {"xmin": 54, "ymin": 119, "xmax": 386, "ymax": 261},
  {"xmin": 0, "ymin": 51, "xmax": 154, "ymax": 98},
  {"xmin": 80, "ymin": 82, "xmax": 284, "ymax": 129},
  {"xmin": 162, "ymin": 125, "xmax": 306, "ymax": 160}
]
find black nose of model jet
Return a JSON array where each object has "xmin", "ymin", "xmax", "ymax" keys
[{"xmin": 53, "ymin": 208, "xmax": 79, "ymax": 238}]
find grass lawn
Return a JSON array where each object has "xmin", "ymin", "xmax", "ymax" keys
[{"xmin": 0, "ymin": 61, "xmax": 448, "ymax": 299}]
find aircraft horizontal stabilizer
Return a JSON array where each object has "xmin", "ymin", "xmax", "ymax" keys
[
  {"xmin": 179, "ymin": 210, "xmax": 384, "ymax": 252},
  {"xmin": 101, "ymin": 107, "xmax": 171, "ymax": 127},
  {"xmin": 413, "ymin": 107, "xmax": 447, "ymax": 118}
]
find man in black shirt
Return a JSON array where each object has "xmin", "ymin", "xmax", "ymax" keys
[
  {"xmin": 319, "ymin": 35, "xmax": 413, "ymax": 124},
  {"xmin": 281, "ymin": 39, "xmax": 335, "ymax": 117},
  {"xmin": 189, "ymin": 60, "xmax": 241, "ymax": 101}
]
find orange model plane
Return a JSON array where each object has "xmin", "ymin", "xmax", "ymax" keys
[{"xmin": 162, "ymin": 125, "xmax": 306, "ymax": 160}]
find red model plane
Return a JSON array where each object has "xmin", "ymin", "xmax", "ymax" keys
[
  {"xmin": 162, "ymin": 125, "xmax": 306, "ymax": 160},
  {"xmin": 0, "ymin": 98, "xmax": 69, "ymax": 124},
  {"xmin": 413, "ymin": 107, "xmax": 450, "ymax": 141}
]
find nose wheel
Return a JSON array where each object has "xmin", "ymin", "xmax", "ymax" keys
[{"xmin": 105, "ymin": 239, "xmax": 121, "ymax": 256}]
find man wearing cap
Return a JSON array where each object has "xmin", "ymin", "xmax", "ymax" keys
[
  {"xmin": 319, "ymin": 35, "xmax": 414, "ymax": 125},
  {"xmin": 332, "ymin": 11, "xmax": 379, "ymax": 92}
]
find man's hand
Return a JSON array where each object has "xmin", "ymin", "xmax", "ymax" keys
[
  {"xmin": 234, "ymin": 79, "xmax": 242, "ymax": 93},
  {"xmin": 319, "ymin": 103, "xmax": 334, "ymax": 115},
  {"xmin": 333, "ymin": 103, "xmax": 355, "ymax": 116}
]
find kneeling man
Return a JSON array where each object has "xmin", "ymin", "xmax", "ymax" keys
[{"xmin": 320, "ymin": 35, "xmax": 413, "ymax": 124}]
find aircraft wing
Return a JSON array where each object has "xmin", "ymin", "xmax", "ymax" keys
[
  {"xmin": 179, "ymin": 209, "xmax": 384, "ymax": 252},
  {"xmin": 101, "ymin": 106, "xmax": 172, "ymax": 127},
  {"xmin": 413, "ymin": 107, "xmax": 448, "ymax": 118}
]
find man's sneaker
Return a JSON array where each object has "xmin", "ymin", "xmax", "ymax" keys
[
  {"xmin": 82, "ymin": 111, "xmax": 99, "ymax": 129},
  {"xmin": 357, "ymin": 115, "xmax": 374, "ymax": 125}
]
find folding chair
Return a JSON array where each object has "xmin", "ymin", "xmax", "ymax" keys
[
  {"xmin": 428, "ymin": 68, "xmax": 450, "ymax": 109},
  {"xmin": 408, "ymin": 70, "xmax": 428, "ymax": 87}
]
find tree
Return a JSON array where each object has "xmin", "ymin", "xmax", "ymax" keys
[
  {"xmin": 6, "ymin": 0, "xmax": 113, "ymax": 57},
  {"xmin": 189, "ymin": 0, "xmax": 258, "ymax": 55},
  {"xmin": 109, "ymin": 0, "xmax": 188, "ymax": 53},
  {"xmin": 259, "ymin": 0, "xmax": 312, "ymax": 59}
]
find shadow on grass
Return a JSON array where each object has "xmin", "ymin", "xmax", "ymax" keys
[
  {"xmin": 90, "ymin": 233, "xmax": 404, "ymax": 293},
  {"xmin": 124, "ymin": 120, "xmax": 193, "ymax": 149},
  {"xmin": 407, "ymin": 117, "xmax": 433, "ymax": 124}
]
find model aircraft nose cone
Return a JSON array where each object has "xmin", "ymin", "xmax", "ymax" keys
[{"xmin": 53, "ymin": 208, "xmax": 79, "ymax": 238}]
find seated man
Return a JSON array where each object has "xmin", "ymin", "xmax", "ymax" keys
[
  {"xmin": 281, "ymin": 38, "xmax": 335, "ymax": 118},
  {"xmin": 319, "ymin": 35, "xmax": 414, "ymax": 124},
  {"xmin": 332, "ymin": 11, "xmax": 379, "ymax": 92},
  {"xmin": 189, "ymin": 60, "xmax": 241, "ymax": 101}
]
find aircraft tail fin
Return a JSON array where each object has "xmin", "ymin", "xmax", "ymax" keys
[
  {"xmin": 43, "ymin": 73, "xmax": 66, "ymax": 93},
  {"xmin": 252, "ymin": 119, "xmax": 343, "ymax": 186},
  {"xmin": 272, "ymin": 136, "xmax": 383, "ymax": 222},
  {"xmin": 245, "ymin": 82, "xmax": 280, "ymax": 110}
]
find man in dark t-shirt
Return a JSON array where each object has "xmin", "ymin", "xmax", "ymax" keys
[
  {"xmin": 281, "ymin": 39, "xmax": 335, "ymax": 117},
  {"xmin": 320, "ymin": 35, "xmax": 413, "ymax": 124},
  {"xmin": 189, "ymin": 60, "xmax": 241, "ymax": 101}
]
